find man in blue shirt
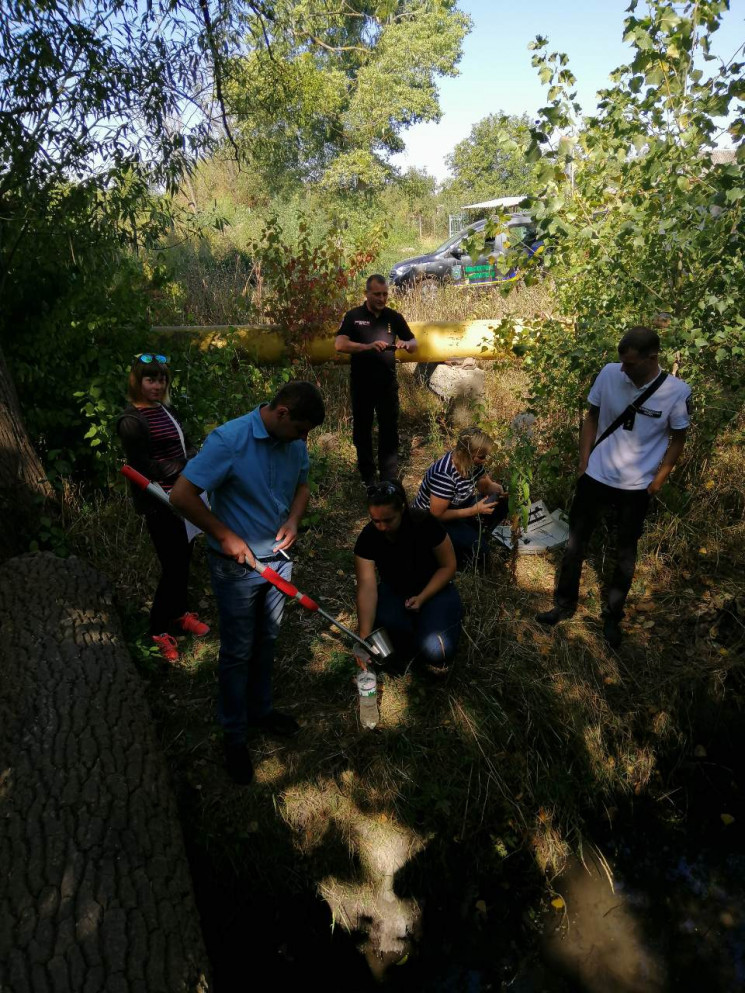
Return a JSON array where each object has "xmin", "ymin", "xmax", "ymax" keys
[{"xmin": 171, "ymin": 381, "xmax": 325, "ymax": 784}]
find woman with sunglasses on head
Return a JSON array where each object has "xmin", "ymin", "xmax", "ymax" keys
[
  {"xmin": 117, "ymin": 353, "xmax": 209, "ymax": 661},
  {"xmin": 354, "ymin": 481, "xmax": 462, "ymax": 671},
  {"xmin": 413, "ymin": 426, "xmax": 508, "ymax": 570}
]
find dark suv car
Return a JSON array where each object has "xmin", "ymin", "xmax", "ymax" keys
[{"xmin": 389, "ymin": 213, "xmax": 540, "ymax": 288}]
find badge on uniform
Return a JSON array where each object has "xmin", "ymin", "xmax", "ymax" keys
[{"xmin": 622, "ymin": 410, "xmax": 636, "ymax": 431}]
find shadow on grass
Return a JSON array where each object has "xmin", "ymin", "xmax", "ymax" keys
[
  {"xmin": 93, "ymin": 385, "xmax": 745, "ymax": 990},
  {"xmin": 111, "ymin": 482, "xmax": 745, "ymax": 990}
]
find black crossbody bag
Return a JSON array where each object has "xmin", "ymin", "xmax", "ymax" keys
[{"xmin": 591, "ymin": 371, "xmax": 668, "ymax": 451}]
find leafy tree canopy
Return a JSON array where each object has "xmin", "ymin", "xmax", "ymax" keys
[
  {"xmin": 443, "ymin": 112, "xmax": 539, "ymax": 207},
  {"xmin": 523, "ymin": 0, "xmax": 745, "ymax": 407},
  {"xmin": 224, "ymin": 0, "xmax": 470, "ymax": 192},
  {"xmin": 0, "ymin": 0, "xmax": 268, "ymax": 314},
  {"xmin": 0, "ymin": 0, "xmax": 246, "ymax": 200}
]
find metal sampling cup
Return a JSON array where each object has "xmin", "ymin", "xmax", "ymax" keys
[{"xmin": 365, "ymin": 627, "xmax": 395, "ymax": 662}]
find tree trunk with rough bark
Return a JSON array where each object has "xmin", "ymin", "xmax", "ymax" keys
[
  {"xmin": 0, "ymin": 344, "xmax": 54, "ymax": 562},
  {"xmin": 0, "ymin": 552, "xmax": 211, "ymax": 992}
]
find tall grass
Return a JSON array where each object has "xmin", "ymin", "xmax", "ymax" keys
[
  {"xmin": 65, "ymin": 308, "xmax": 745, "ymax": 965},
  {"xmin": 150, "ymin": 241, "xmax": 259, "ymax": 326},
  {"xmin": 150, "ymin": 221, "xmax": 558, "ymax": 329},
  {"xmin": 391, "ymin": 277, "xmax": 558, "ymax": 324}
]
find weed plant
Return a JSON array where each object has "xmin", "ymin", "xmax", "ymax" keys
[{"xmin": 55, "ymin": 336, "xmax": 745, "ymax": 964}]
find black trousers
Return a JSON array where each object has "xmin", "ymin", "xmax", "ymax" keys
[
  {"xmin": 555, "ymin": 474, "xmax": 650, "ymax": 619},
  {"xmin": 444, "ymin": 498, "xmax": 509, "ymax": 569},
  {"xmin": 351, "ymin": 374, "xmax": 400, "ymax": 482},
  {"xmin": 144, "ymin": 505, "xmax": 194, "ymax": 635}
]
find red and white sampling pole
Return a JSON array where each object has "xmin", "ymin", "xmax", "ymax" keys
[{"xmin": 120, "ymin": 465, "xmax": 385, "ymax": 658}]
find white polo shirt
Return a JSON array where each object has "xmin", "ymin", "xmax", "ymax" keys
[{"xmin": 586, "ymin": 363, "xmax": 691, "ymax": 490}]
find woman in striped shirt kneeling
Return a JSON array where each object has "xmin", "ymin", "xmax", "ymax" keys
[{"xmin": 413, "ymin": 427, "xmax": 508, "ymax": 570}]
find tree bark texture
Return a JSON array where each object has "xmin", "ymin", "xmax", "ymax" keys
[
  {"xmin": 0, "ymin": 552, "xmax": 211, "ymax": 992},
  {"xmin": 0, "ymin": 345, "xmax": 54, "ymax": 562}
]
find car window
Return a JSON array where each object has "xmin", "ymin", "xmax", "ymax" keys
[{"xmin": 433, "ymin": 225, "xmax": 483, "ymax": 254}]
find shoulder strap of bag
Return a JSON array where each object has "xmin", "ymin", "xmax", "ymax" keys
[
  {"xmin": 159, "ymin": 405, "xmax": 188, "ymax": 460},
  {"xmin": 591, "ymin": 371, "xmax": 668, "ymax": 451}
]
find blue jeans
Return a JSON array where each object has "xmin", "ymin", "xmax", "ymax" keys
[
  {"xmin": 375, "ymin": 581, "xmax": 463, "ymax": 666},
  {"xmin": 208, "ymin": 554, "xmax": 292, "ymax": 745}
]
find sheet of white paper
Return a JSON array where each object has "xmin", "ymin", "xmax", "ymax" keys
[
  {"xmin": 492, "ymin": 500, "xmax": 570, "ymax": 555},
  {"xmin": 182, "ymin": 491, "xmax": 210, "ymax": 543}
]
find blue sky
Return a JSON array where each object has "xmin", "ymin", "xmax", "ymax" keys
[{"xmin": 391, "ymin": 0, "xmax": 745, "ymax": 182}]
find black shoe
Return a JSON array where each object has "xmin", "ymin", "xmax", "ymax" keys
[
  {"xmin": 535, "ymin": 607, "xmax": 572, "ymax": 626},
  {"xmin": 251, "ymin": 710, "xmax": 300, "ymax": 738},
  {"xmin": 224, "ymin": 743, "xmax": 254, "ymax": 785},
  {"xmin": 603, "ymin": 615, "xmax": 623, "ymax": 648}
]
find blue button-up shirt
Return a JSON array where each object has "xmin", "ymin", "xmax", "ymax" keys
[{"xmin": 182, "ymin": 405, "xmax": 309, "ymax": 558}]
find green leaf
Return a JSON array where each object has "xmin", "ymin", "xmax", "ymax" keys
[
  {"xmin": 658, "ymin": 11, "xmax": 682, "ymax": 33},
  {"xmin": 645, "ymin": 65, "xmax": 665, "ymax": 86},
  {"xmin": 542, "ymin": 105, "xmax": 562, "ymax": 127},
  {"xmin": 633, "ymin": 26, "xmax": 655, "ymax": 51},
  {"xmin": 525, "ymin": 141, "xmax": 542, "ymax": 164}
]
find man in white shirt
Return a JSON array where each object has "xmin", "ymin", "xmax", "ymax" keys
[{"xmin": 536, "ymin": 326, "xmax": 691, "ymax": 646}]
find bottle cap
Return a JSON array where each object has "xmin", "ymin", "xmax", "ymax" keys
[{"xmin": 356, "ymin": 671, "xmax": 377, "ymax": 696}]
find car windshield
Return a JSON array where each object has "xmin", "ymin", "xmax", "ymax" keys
[{"xmin": 433, "ymin": 225, "xmax": 483, "ymax": 254}]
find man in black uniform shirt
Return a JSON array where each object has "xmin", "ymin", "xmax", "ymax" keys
[{"xmin": 335, "ymin": 274, "xmax": 417, "ymax": 486}]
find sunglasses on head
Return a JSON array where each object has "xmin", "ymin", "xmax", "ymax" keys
[
  {"xmin": 135, "ymin": 353, "xmax": 169, "ymax": 365},
  {"xmin": 368, "ymin": 481, "xmax": 399, "ymax": 498}
]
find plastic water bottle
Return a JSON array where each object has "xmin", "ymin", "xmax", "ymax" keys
[{"xmin": 356, "ymin": 671, "xmax": 379, "ymax": 729}]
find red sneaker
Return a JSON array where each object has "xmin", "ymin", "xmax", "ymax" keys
[
  {"xmin": 178, "ymin": 612, "xmax": 210, "ymax": 637},
  {"xmin": 152, "ymin": 633, "xmax": 179, "ymax": 662}
]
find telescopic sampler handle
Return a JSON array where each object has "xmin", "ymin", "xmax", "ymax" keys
[
  {"xmin": 120, "ymin": 464, "xmax": 181, "ymax": 516},
  {"xmin": 317, "ymin": 607, "xmax": 379, "ymax": 655}
]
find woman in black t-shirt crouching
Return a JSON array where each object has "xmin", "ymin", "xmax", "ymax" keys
[{"xmin": 354, "ymin": 481, "xmax": 463, "ymax": 669}]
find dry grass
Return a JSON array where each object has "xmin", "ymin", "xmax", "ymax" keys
[
  {"xmin": 150, "ymin": 246, "xmax": 261, "ymax": 326},
  {"xmin": 390, "ymin": 277, "xmax": 558, "ymax": 325},
  {"xmin": 65, "ymin": 359, "xmax": 745, "ymax": 963}
]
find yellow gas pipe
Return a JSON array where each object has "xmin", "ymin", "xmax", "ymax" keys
[{"xmin": 151, "ymin": 320, "xmax": 530, "ymax": 364}]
